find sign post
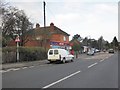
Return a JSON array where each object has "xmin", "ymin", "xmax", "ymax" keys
[{"xmin": 15, "ymin": 36, "xmax": 20, "ymax": 62}]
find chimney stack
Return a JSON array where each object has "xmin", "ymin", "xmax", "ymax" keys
[
  {"xmin": 50, "ymin": 22, "xmax": 54, "ymax": 32},
  {"xmin": 36, "ymin": 23, "xmax": 40, "ymax": 29},
  {"xmin": 50, "ymin": 22, "xmax": 54, "ymax": 26}
]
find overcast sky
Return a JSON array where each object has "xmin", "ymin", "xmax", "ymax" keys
[{"xmin": 6, "ymin": 0, "xmax": 119, "ymax": 42}]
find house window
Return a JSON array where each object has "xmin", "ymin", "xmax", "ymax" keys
[
  {"xmin": 36, "ymin": 36, "xmax": 41, "ymax": 40},
  {"xmin": 63, "ymin": 36, "xmax": 66, "ymax": 41}
]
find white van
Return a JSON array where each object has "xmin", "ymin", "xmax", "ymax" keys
[{"xmin": 47, "ymin": 49, "xmax": 74, "ymax": 63}]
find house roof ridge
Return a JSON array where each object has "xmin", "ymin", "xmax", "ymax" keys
[
  {"xmin": 54, "ymin": 26, "xmax": 70, "ymax": 36},
  {"xmin": 24, "ymin": 25, "xmax": 70, "ymax": 36}
]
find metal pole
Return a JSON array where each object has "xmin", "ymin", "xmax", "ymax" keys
[
  {"xmin": 16, "ymin": 36, "xmax": 19, "ymax": 62},
  {"xmin": 43, "ymin": 1, "xmax": 46, "ymax": 27},
  {"xmin": 43, "ymin": 1, "xmax": 47, "ymax": 51}
]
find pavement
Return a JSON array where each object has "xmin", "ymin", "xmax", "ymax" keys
[
  {"xmin": 1, "ymin": 60, "xmax": 49, "ymax": 70},
  {"xmin": 1, "ymin": 52, "xmax": 106, "ymax": 70}
]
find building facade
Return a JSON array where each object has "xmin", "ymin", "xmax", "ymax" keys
[{"xmin": 8, "ymin": 23, "xmax": 71, "ymax": 50}]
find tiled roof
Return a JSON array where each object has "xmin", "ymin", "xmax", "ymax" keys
[{"xmin": 24, "ymin": 26, "xmax": 70, "ymax": 36}]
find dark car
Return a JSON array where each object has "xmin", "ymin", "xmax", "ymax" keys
[{"xmin": 108, "ymin": 49, "xmax": 114, "ymax": 53}]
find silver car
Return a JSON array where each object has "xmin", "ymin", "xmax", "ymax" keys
[{"xmin": 87, "ymin": 50, "xmax": 94, "ymax": 55}]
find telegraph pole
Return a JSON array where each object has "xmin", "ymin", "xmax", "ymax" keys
[
  {"xmin": 43, "ymin": 1, "xmax": 47, "ymax": 50},
  {"xmin": 43, "ymin": 1, "xmax": 46, "ymax": 27}
]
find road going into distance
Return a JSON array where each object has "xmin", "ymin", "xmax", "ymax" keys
[{"xmin": 2, "ymin": 52, "xmax": 118, "ymax": 88}]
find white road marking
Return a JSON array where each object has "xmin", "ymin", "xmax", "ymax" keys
[
  {"xmin": 0, "ymin": 70, "xmax": 6, "ymax": 73},
  {"xmin": 22, "ymin": 67, "xmax": 28, "ymax": 69},
  {"xmin": 1, "ymin": 68, "xmax": 21, "ymax": 73},
  {"xmin": 100, "ymin": 59, "xmax": 104, "ymax": 62},
  {"xmin": 85, "ymin": 58, "xmax": 92, "ymax": 59},
  {"xmin": 1, "ymin": 69, "xmax": 14, "ymax": 73},
  {"xmin": 40, "ymin": 65, "xmax": 46, "ymax": 66},
  {"xmin": 29, "ymin": 66, "xmax": 34, "ymax": 68},
  {"xmin": 6, "ymin": 68, "xmax": 15, "ymax": 72},
  {"xmin": 1, "ymin": 70, "xmax": 8, "ymax": 73},
  {"xmin": 0, "ymin": 70, "xmax": 2, "ymax": 73},
  {"xmin": 88, "ymin": 63, "xmax": 98, "ymax": 68},
  {"xmin": 39, "ymin": 64, "xmax": 52, "ymax": 67},
  {"xmin": 12, "ymin": 68, "xmax": 20, "ymax": 71},
  {"xmin": 106, "ymin": 57, "xmax": 109, "ymax": 59},
  {"xmin": 42, "ymin": 71, "xmax": 81, "ymax": 89},
  {"xmin": 2, "ymin": 66, "xmax": 34, "ymax": 73}
]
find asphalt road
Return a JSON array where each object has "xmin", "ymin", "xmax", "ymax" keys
[{"xmin": 2, "ymin": 52, "xmax": 118, "ymax": 88}]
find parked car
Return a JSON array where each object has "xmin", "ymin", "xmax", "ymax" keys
[
  {"xmin": 108, "ymin": 49, "xmax": 114, "ymax": 53},
  {"xmin": 47, "ymin": 48, "xmax": 74, "ymax": 63},
  {"xmin": 95, "ymin": 49, "xmax": 100, "ymax": 53},
  {"xmin": 87, "ymin": 50, "xmax": 94, "ymax": 55},
  {"xmin": 103, "ymin": 49, "xmax": 106, "ymax": 52}
]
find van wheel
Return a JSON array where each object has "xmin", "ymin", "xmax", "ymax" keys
[
  {"xmin": 62, "ymin": 58, "xmax": 66, "ymax": 64},
  {"xmin": 71, "ymin": 59, "xmax": 73, "ymax": 62},
  {"xmin": 49, "ymin": 61, "xmax": 53, "ymax": 63}
]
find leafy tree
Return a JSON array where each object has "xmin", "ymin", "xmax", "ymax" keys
[
  {"xmin": 104, "ymin": 41, "xmax": 110, "ymax": 50},
  {"xmin": 82, "ymin": 37, "xmax": 99, "ymax": 49},
  {"xmin": 72, "ymin": 34, "xmax": 83, "ymax": 51},
  {"xmin": 82, "ymin": 37, "xmax": 88, "ymax": 46},
  {"xmin": 90, "ymin": 39, "xmax": 99, "ymax": 49},
  {"xmin": 1, "ymin": 1, "xmax": 33, "ymax": 47},
  {"xmin": 112, "ymin": 36, "xmax": 118, "ymax": 47},
  {"xmin": 111, "ymin": 36, "xmax": 118, "ymax": 50},
  {"xmin": 72, "ymin": 34, "xmax": 81, "ymax": 40},
  {"xmin": 98, "ymin": 36, "xmax": 104, "ymax": 50},
  {"xmin": 71, "ymin": 41, "xmax": 81, "ymax": 58},
  {"xmin": 72, "ymin": 42, "xmax": 81, "ymax": 51}
]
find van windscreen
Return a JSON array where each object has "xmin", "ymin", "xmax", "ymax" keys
[{"xmin": 54, "ymin": 50, "xmax": 58, "ymax": 54}]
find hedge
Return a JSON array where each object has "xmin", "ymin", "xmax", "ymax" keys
[{"xmin": 2, "ymin": 47, "xmax": 48, "ymax": 63}]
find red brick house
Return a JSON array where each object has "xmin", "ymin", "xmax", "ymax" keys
[{"xmin": 8, "ymin": 23, "xmax": 71, "ymax": 49}]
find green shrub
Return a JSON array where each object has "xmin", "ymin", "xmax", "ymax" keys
[
  {"xmin": 2, "ymin": 46, "xmax": 16, "ymax": 53},
  {"xmin": 2, "ymin": 46, "xmax": 48, "ymax": 63},
  {"xmin": 19, "ymin": 47, "xmax": 48, "ymax": 61},
  {"xmin": 2, "ymin": 47, "xmax": 16, "ymax": 63}
]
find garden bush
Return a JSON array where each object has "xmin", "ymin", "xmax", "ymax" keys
[{"xmin": 2, "ymin": 46, "xmax": 48, "ymax": 63}]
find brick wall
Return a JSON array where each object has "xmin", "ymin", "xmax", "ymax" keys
[{"xmin": 51, "ymin": 34, "xmax": 69, "ymax": 43}]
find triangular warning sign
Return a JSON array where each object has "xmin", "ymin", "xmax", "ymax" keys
[{"xmin": 15, "ymin": 36, "xmax": 20, "ymax": 42}]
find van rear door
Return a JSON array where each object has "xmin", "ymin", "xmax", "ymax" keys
[
  {"xmin": 48, "ymin": 49, "xmax": 53, "ymax": 60},
  {"xmin": 48, "ymin": 49, "xmax": 59, "ymax": 60},
  {"xmin": 53, "ymin": 50, "xmax": 59, "ymax": 60}
]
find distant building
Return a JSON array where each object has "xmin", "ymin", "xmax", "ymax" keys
[{"xmin": 8, "ymin": 23, "xmax": 71, "ymax": 50}]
